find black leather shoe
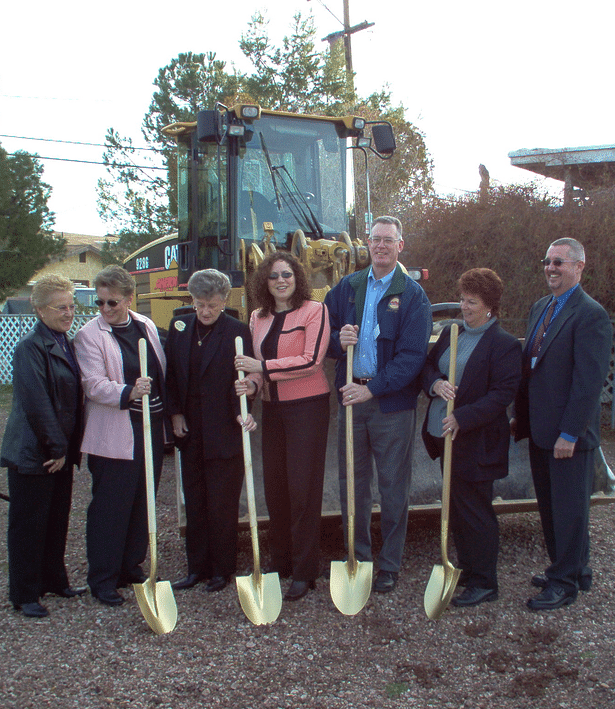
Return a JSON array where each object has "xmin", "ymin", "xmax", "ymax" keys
[
  {"xmin": 526, "ymin": 585, "xmax": 576, "ymax": 611},
  {"xmin": 532, "ymin": 573, "xmax": 592, "ymax": 592},
  {"xmin": 92, "ymin": 589, "xmax": 125, "ymax": 606},
  {"xmin": 451, "ymin": 586, "xmax": 498, "ymax": 607},
  {"xmin": 172, "ymin": 573, "xmax": 206, "ymax": 590},
  {"xmin": 374, "ymin": 570, "xmax": 398, "ymax": 593},
  {"xmin": 283, "ymin": 580, "xmax": 315, "ymax": 601},
  {"xmin": 44, "ymin": 586, "xmax": 87, "ymax": 598},
  {"xmin": 13, "ymin": 602, "xmax": 49, "ymax": 618},
  {"xmin": 205, "ymin": 576, "xmax": 230, "ymax": 593}
]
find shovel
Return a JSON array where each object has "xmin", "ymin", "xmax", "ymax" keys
[
  {"xmin": 234, "ymin": 337, "xmax": 282, "ymax": 625},
  {"xmin": 424, "ymin": 323, "xmax": 461, "ymax": 620},
  {"xmin": 133, "ymin": 338, "xmax": 178, "ymax": 635},
  {"xmin": 330, "ymin": 344, "xmax": 373, "ymax": 615}
]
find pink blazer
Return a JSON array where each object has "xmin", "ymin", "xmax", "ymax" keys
[
  {"xmin": 74, "ymin": 311, "xmax": 166, "ymax": 460},
  {"xmin": 249, "ymin": 300, "xmax": 330, "ymax": 403}
]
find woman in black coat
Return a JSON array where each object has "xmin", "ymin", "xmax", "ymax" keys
[
  {"xmin": 166, "ymin": 269, "xmax": 255, "ymax": 593},
  {"xmin": 422, "ymin": 268, "xmax": 522, "ymax": 607},
  {"xmin": 1, "ymin": 275, "xmax": 84, "ymax": 618}
]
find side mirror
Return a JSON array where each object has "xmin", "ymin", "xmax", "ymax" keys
[{"xmin": 371, "ymin": 123, "xmax": 396, "ymax": 156}]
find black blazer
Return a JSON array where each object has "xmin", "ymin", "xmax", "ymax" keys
[
  {"xmin": 514, "ymin": 286, "xmax": 612, "ymax": 450},
  {"xmin": 0, "ymin": 320, "xmax": 83, "ymax": 474},
  {"xmin": 165, "ymin": 312, "xmax": 252, "ymax": 460},
  {"xmin": 422, "ymin": 321, "xmax": 522, "ymax": 482}
]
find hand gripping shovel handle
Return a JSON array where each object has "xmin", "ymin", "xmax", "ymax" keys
[
  {"xmin": 235, "ymin": 337, "xmax": 261, "ymax": 582},
  {"xmin": 138, "ymin": 338, "xmax": 158, "ymax": 583}
]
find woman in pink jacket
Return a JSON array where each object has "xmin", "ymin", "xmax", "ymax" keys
[
  {"xmin": 74, "ymin": 266, "xmax": 166, "ymax": 607},
  {"xmin": 235, "ymin": 252, "xmax": 330, "ymax": 601}
]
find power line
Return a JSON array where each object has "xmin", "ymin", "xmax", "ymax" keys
[
  {"xmin": 0, "ymin": 133, "xmax": 157, "ymax": 152},
  {"xmin": 5, "ymin": 152, "xmax": 167, "ymax": 170}
]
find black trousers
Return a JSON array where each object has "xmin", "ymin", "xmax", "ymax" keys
[
  {"xmin": 86, "ymin": 414, "xmax": 164, "ymax": 594},
  {"xmin": 262, "ymin": 396, "xmax": 329, "ymax": 582},
  {"xmin": 7, "ymin": 464, "xmax": 74, "ymax": 605},
  {"xmin": 180, "ymin": 425, "xmax": 244, "ymax": 579},
  {"xmin": 529, "ymin": 440, "xmax": 594, "ymax": 592},
  {"xmin": 434, "ymin": 437, "xmax": 499, "ymax": 589}
]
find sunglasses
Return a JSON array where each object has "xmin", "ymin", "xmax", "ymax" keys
[
  {"xmin": 268, "ymin": 271, "xmax": 294, "ymax": 280},
  {"xmin": 95, "ymin": 298, "xmax": 123, "ymax": 308},
  {"xmin": 541, "ymin": 258, "xmax": 577, "ymax": 267}
]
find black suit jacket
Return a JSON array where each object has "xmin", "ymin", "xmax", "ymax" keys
[
  {"xmin": 514, "ymin": 286, "xmax": 612, "ymax": 450},
  {"xmin": 422, "ymin": 321, "xmax": 522, "ymax": 481},
  {"xmin": 165, "ymin": 312, "xmax": 252, "ymax": 460},
  {"xmin": 0, "ymin": 320, "xmax": 83, "ymax": 474}
]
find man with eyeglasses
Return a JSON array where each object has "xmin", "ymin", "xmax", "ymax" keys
[
  {"xmin": 511, "ymin": 238, "xmax": 612, "ymax": 610},
  {"xmin": 325, "ymin": 216, "xmax": 432, "ymax": 593}
]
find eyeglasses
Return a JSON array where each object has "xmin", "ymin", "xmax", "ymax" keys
[
  {"xmin": 368, "ymin": 237, "xmax": 401, "ymax": 246},
  {"xmin": 94, "ymin": 298, "xmax": 122, "ymax": 307},
  {"xmin": 541, "ymin": 258, "xmax": 577, "ymax": 267},
  {"xmin": 47, "ymin": 304, "xmax": 75, "ymax": 313},
  {"xmin": 268, "ymin": 271, "xmax": 294, "ymax": 280}
]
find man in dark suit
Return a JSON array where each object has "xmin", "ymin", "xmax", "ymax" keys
[{"xmin": 512, "ymin": 238, "xmax": 612, "ymax": 611}]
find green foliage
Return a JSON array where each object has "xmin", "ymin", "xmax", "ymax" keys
[
  {"xmin": 0, "ymin": 144, "xmax": 65, "ymax": 300},
  {"xmin": 239, "ymin": 12, "xmax": 353, "ymax": 114},
  {"xmin": 404, "ymin": 183, "xmax": 615, "ymax": 331},
  {"xmin": 354, "ymin": 92, "xmax": 434, "ymax": 223}
]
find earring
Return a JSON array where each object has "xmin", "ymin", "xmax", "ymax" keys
[{"xmin": 487, "ymin": 311, "xmax": 491, "ymax": 318}]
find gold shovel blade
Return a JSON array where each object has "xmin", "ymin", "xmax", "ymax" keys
[
  {"xmin": 133, "ymin": 579, "xmax": 178, "ymax": 635},
  {"xmin": 330, "ymin": 559, "xmax": 373, "ymax": 616},
  {"xmin": 236, "ymin": 572, "xmax": 282, "ymax": 626},
  {"xmin": 423, "ymin": 563, "xmax": 461, "ymax": 620}
]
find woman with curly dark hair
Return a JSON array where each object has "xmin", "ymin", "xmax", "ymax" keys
[
  {"xmin": 234, "ymin": 252, "xmax": 330, "ymax": 601},
  {"xmin": 421, "ymin": 268, "xmax": 522, "ymax": 607}
]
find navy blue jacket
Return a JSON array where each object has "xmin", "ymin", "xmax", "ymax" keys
[{"xmin": 324, "ymin": 264, "xmax": 432, "ymax": 412}]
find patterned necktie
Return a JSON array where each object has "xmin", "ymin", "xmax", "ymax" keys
[{"xmin": 530, "ymin": 298, "xmax": 556, "ymax": 360}]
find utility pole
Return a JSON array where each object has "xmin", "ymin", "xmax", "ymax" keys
[{"xmin": 321, "ymin": 0, "xmax": 374, "ymax": 95}]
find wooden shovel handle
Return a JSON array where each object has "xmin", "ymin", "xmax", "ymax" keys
[
  {"xmin": 345, "ymin": 344, "xmax": 357, "ymax": 567},
  {"xmin": 235, "ymin": 336, "xmax": 261, "ymax": 578},
  {"xmin": 440, "ymin": 324, "xmax": 458, "ymax": 559},
  {"xmin": 138, "ymin": 338, "xmax": 158, "ymax": 581}
]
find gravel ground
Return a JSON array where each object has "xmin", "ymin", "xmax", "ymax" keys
[{"xmin": 1, "ymin": 389, "xmax": 615, "ymax": 709}]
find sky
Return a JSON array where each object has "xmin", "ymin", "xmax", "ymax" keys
[{"xmin": 2, "ymin": 0, "xmax": 614, "ymax": 237}]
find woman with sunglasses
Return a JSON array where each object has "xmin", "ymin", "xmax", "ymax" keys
[
  {"xmin": 234, "ymin": 252, "xmax": 330, "ymax": 601},
  {"xmin": 1, "ymin": 275, "xmax": 84, "ymax": 617},
  {"xmin": 73, "ymin": 265, "xmax": 166, "ymax": 606}
]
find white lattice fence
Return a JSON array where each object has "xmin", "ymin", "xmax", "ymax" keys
[{"xmin": 0, "ymin": 315, "xmax": 95, "ymax": 384}]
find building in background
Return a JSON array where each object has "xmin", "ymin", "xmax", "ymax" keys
[{"xmin": 1, "ymin": 232, "xmax": 118, "ymax": 313}]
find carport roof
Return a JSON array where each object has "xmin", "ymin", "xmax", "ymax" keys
[{"xmin": 508, "ymin": 144, "xmax": 615, "ymax": 190}]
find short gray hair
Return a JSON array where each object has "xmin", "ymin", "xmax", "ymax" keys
[
  {"xmin": 371, "ymin": 215, "xmax": 402, "ymax": 239},
  {"xmin": 31, "ymin": 275, "xmax": 75, "ymax": 315},
  {"xmin": 549, "ymin": 238, "xmax": 585, "ymax": 262},
  {"xmin": 188, "ymin": 269, "xmax": 231, "ymax": 300},
  {"xmin": 94, "ymin": 265, "xmax": 136, "ymax": 297}
]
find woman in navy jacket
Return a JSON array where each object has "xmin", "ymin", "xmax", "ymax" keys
[{"xmin": 422, "ymin": 268, "xmax": 521, "ymax": 607}]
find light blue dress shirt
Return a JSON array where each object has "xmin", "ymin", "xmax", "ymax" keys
[{"xmin": 353, "ymin": 267, "xmax": 395, "ymax": 378}]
